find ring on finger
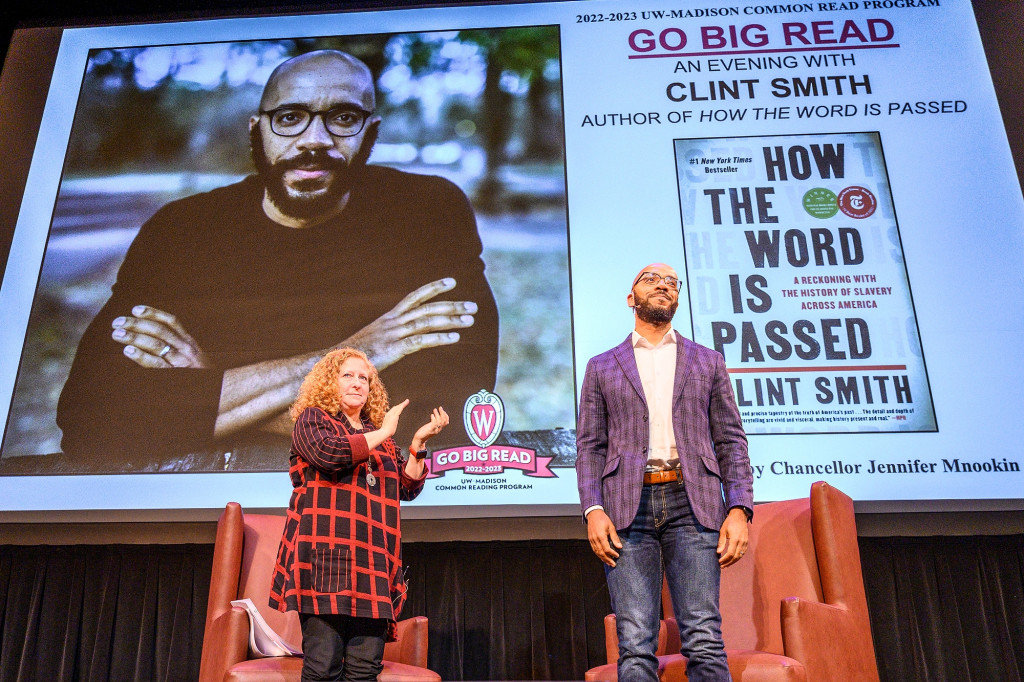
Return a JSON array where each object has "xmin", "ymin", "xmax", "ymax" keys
[{"xmin": 158, "ymin": 344, "xmax": 172, "ymax": 358}]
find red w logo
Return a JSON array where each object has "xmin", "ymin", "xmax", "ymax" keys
[{"xmin": 470, "ymin": 404, "xmax": 497, "ymax": 441}]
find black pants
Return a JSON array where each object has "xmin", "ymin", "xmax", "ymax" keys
[{"xmin": 299, "ymin": 614, "xmax": 388, "ymax": 682}]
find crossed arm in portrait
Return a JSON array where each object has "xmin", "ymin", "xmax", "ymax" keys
[{"xmin": 109, "ymin": 277, "xmax": 480, "ymax": 438}]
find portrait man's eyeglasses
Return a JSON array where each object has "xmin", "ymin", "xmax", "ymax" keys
[
  {"xmin": 260, "ymin": 105, "xmax": 373, "ymax": 138},
  {"xmin": 633, "ymin": 272, "xmax": 680, "ymax": 290}
]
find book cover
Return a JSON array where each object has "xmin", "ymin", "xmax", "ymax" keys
[{"xmin": 674, "ymin": 132, "xmax": 935, "ymax": 434}]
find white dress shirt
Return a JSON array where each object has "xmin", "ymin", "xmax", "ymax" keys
[
  {"xmin": 583, "ymin": 328, "xmax": 679, "ymax": 520},
  {"xmin": 631, "ymin": 328, "xmax": 679, "ymax": 471}
]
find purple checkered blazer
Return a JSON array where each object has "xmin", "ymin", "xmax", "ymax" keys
[{"xmin": 576, "ymin": 334, "xmax": 753, "ymax": 531}]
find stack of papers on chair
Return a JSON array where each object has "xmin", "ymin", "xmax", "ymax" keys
[{"xmin": 230, "ymin": 598, "xmax": 303, "ymax": 658}]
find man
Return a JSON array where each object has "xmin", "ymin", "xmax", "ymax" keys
[
  {"xmin": 576, "ymin": 263, "xmax": 753, "ymax": 682},
  {"xmin": 56, "ymin": 50, "xmax": 498, "ymax": 473}
]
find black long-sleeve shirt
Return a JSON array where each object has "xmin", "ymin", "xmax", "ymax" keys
[{"xmin": 56, "ymin": 167, "xmax": 498, "ymax": 473}]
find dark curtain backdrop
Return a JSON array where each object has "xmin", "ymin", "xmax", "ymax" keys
[
  {"xmin": 859, "ymin": 535, "xmax": 1024, "ymax": 682},
  {"xmin": 0, "ymin": 544, "xmax": 212, "ymax": 682},
  {"xmin": 1, "ymin": 535, "xmax": 1023, "ymax": 682}
]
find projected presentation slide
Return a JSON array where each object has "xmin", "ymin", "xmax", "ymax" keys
[{"xmin": 0, "ymin": 0, "xmax": 1022, "ymax": 513}]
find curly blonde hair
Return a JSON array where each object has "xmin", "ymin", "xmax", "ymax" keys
[{"xmin": 290, "ymin": 348, "xmax": 389, "ymax": 427}]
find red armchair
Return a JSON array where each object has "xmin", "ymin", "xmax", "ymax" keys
[
  {"xmin": 198, "ymin": 502, "xmax": 440, "ymax": 682},
  {"xmin": 586, "ymin": 481, "xmax": 879, "ymax": 682}
]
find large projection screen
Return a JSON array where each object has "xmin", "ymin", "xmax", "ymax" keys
[{"xmin": 1, "ymin": 0, "xmax": 1022, "ymax": 517}]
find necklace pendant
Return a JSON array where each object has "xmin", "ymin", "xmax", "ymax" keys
[{"xmin": 366, "ymin": 471, "xmax": 377, "ymax": 487}]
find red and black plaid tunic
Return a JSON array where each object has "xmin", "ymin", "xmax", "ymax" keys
[{"xmin": 269, "ymin": 406, "xmax": 425, "ymax": 628}]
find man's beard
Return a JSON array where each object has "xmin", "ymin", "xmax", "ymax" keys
[
  {"xmin": 634, "ymin": 290, "xmax": 678, "ymax": 324},
  {"xmin": 249, "ymin": 125, "xmax": 375, "ymax": 221}
]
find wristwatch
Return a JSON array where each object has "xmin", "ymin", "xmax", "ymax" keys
[{"xmin": 410, "ymin": 448, "xmax": 428, "ymax": 460}]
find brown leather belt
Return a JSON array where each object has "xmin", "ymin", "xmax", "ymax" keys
[{"xmin": 643, "ymin": 468, "xmax": 680, "ymax": 485}]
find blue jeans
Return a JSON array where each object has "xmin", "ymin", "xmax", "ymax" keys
[{"xmin": 606, "ymin": 482, "xmax": 730, "ymax": 682}]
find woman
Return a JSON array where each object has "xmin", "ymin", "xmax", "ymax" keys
[{"xmin": 269, "ymin": 347, "xmax": 448, "ymax": 681}]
